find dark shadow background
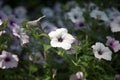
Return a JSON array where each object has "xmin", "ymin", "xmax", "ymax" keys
[
  {"xmin": 3, "ymin": 0, "xmax": 120, "ymax": 9},
  {"xmin": 1, "ymin": 0, "xmax": 120, "ymax": 19}
]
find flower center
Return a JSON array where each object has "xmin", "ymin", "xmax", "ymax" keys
[
  {"xmin": 10, "ymin": 20, "xmax": 15, "ymax": 26},
  {"xmin": 0, "ymin": 16, "xmax": 2, "ymax": 19},
  {"xmin": 79, "ymin": 23, "xmax": 85, "ymax": 27},
  {"xmin": 98, "ymin": 50, "xmax": 103, "ymax": 55},
  {"xmin": 96, "ymin": 15, "xmax": 101, "ymax": 19},
  {"xmin": 109, "ymin": 42, "xmax": 113, "ymax": 46},
  {"xmin": 58, "ymin": 37, "xmax": 63, "ymax": 42},
  {"xmin": 74, "ymin": 15, "xmax": 78, "ymax": 19},
  {"xmin": 4, "ymin": 57, "xmax": 11, "ymax": 62}
]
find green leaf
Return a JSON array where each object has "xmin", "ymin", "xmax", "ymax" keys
[
  {"xmin": 29, "ymin": 65, "xmax": 38, "ymax": 73},
  {"xmin": 43, "ymin": 44, "xmax": 51, "ymax": 51}
]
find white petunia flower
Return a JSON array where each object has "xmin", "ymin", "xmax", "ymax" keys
[
  {"xmin": 90, "ymin": 9, "xmax": 109, "ymax": 21},
  {"xmin": 41, "ymin": 7, "xmax": 54, "ymax": 18},
  {"xmin": 85, "ymin": 2, "xmax": 98, "ymax": 11},
  {"xmin": 92, "ymin": 42, "xmax": 112, "ymax": 61},
  {"xmin": 2, "ymin": 5, "xmax": 12, "ymax": 16},
  {"xmin": 106, "ymin": 7, "xmax": 120, "ymax": 20},
  {"xmin": 14, "ymin": 6, "xmax": 27, "ymax": 18},
  {"xmin": 0, "ymin": 51, "xmax": 19, "ymax": 69},
  {"xmin": 48, "ymin": 28, "xmax": 75, "ymax": 50},
  {"xmin": 110, "ymin": 16, "xmax": 120, "ymax": 32}
]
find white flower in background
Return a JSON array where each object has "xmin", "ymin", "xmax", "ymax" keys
[
  {"xmin": 48, "ymin": 28, "xmax": 75, "ymax": 50},
  {"xmin": 84, "ymin": 2, "xmax": 98, "ymax": 11},
  {"xmin": 27, "ymin": 16, "xmax": 45, "ymax": 26},
  {"xmin": 41, "ymin": 7, "xmax": 54, "ymax": 18},
  {"xmin": 0, "ymin": 50, "xmax": 19, "ymax": 69},
  {"xmin": 106, "ymin": 7, "xmax": 120, "ymax": 20},
  {"xmin": 41, "ymin": 21, "xmax": 57, "ymax": 33},
  {"xmin": 92, "ymin": 42, "xmax": 112, "ymax": 61},
  {"xmin": 90, "ymin": 9, "xmax": 109, "ymax": 21},
  {"xmin": 2, "ymin": 5, "xmax": 12, "ymax": 16},
  {"xmin": 67, "ymin": 6, "xmax": 85, "ymax": 23},
  {"xmin": 69, "ymin": 71, "xmax": 85, "ymax": 80},
  {"xmin": 14, "ymin": 6, "xmax": 27, "ymax": 18},
  {"xmin": 29, "ymin": 52, "xmax": 46, "ymax": 64},
  {"xmin": 110, "ymin": 16, "xmax": 120, "ymax": 32}
]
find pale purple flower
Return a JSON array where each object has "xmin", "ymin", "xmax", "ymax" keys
[
  {"xmin": 7, "ymin": 16, "xmax": 29, "ymax": 45},
  {"xmin": 106, "ymin": 36, "xmax": 120, "ymax": 52},
  {"xmin": 7, "ymin": 15, "xmax": 21, "ymax": 37},
  {"xmin": 0, "ymin": 50, "xmax": 19, "ymax": 69}
]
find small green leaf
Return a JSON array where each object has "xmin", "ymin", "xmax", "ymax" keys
[
  {"xmin": 43, "ymin": 44, "xmax": 51, "ymax": 51},
  {"xmin": 29, "ymin": 65, "xmax": 38, "ymax": 73}
]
